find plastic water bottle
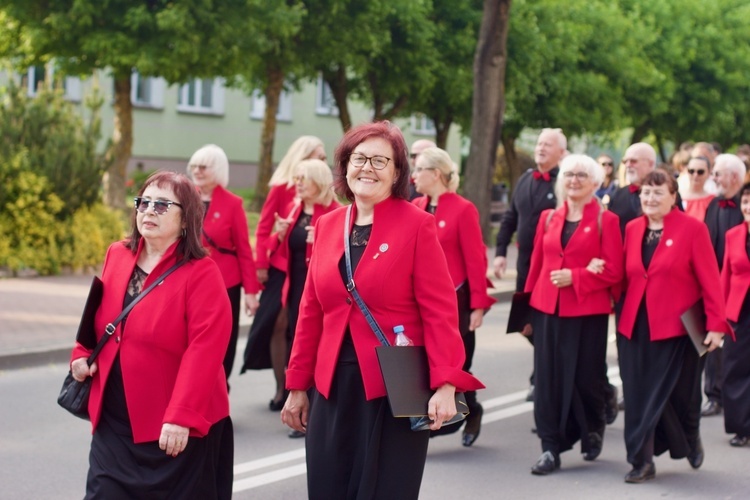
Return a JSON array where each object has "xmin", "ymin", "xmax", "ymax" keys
[{"xmin": 393, "ymin": 325, "xmax": 413, "ymax": 346}]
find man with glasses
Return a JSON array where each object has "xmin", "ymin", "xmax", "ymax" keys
[
  {"xmin": 608, "ymin": 143, "xmax": 658, "ymax": 235},
  {"xmin": 701, "ymin": 153, "xmax": 747, "ymax": 417},
  {"xmin": 408, "ymin": 139, "xmax": 436, "ymax": 200}
]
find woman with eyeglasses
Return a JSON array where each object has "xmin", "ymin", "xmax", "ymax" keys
[
  {"xmin": 679, "ymin": 156, "xmax": 715, "ymax": 221},
  {"xmin": 266, "ymin": 159, "xmax": 340, "ymax": 437},
  {"xmin": 281, "ymin": 122, "xmax": 482, "ymax": 499},
  {"xmin": 617, "ymin": 170, "xmax": 732, "ymax": 483},
  {"xmin": 69, "ymin": 171, "xmax": 234, "ymax": 498},
  {"xmin": 240, "ymin": 136, "xmax": 327, "ymax": 412},
  {"xmin": 411, "ymin": 147, "xmax": 496, "ymax": 448},
  {"xmin": 595, "ymin": 154, "xmax": 619, "ymax": 206},
  {"xmin": 523, "ymin": 154, "xmax": 624, "ymax": 475},
  {"xmin": 187, "ymin": 144, "xmax": 260, "ymax": 385}
]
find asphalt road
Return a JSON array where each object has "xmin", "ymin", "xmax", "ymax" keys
[{"xmin": 0, "ymin": 303, "xmax": 747, "ymax": 499}]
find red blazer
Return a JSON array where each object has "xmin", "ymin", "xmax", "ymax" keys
[
  {"xmin": 266, "ymin": 197, "xmax": 342, "ymax": 305},
  {"xmin": 524, "ymin": 199, "xmax": 623, "ymax": 316},
  {"xmin": 285, "ymin": 197, "xmax": 484, "ymax": 400},
  {"xmin": 202, "ymin": 184, "xmax": 260, "ymax": 293},
  {"xmin": 721, "ymin": 222, "xmax": 750, "ymax": 322},
  {"xmin": 255, "ymin": 184, "xmax": 296, "ymax": 272},
  {"xmin": 618, "ymin": 209, "xmax": 733, "ymax": 340},
  {"xmin": 412, "ymin": 193, "xmax": 496, "ymax": 310},
  {"xmin": 70, "ymin": 240, "xmax": 232, "ymax": 443}
]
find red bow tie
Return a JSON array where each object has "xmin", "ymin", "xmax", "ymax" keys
[
  {"xmin": 628, "ymin": 184, "xmax": 639, "ymax": 194},
  {"xmin": 533, "ymin": 171, "xmax": 551, "ymax": 181},
  {"xmin": 718, "ymin": 199, "xmax": 737, "ymax": 208}
]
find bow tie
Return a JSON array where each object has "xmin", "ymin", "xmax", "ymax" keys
[
  {"xmin": 628, "ymin": 184, "xmax": 639, "ymax": 194},
  {"xmin": 533, "ymin": 171, "xmax": 551, "ymax": 181},
  {"xmin": 718, "ymin": 199, "xmax": 737, "ymax": 209}
]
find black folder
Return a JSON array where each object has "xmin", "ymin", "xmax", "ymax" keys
[
  {"xmin": 76, "ymin": 277, "xmax": 104, "ymax": 350},
  {"xmin": 376, "ymin": 345, "xmax": 468, "ymax": 418},
  {"xmin": 506, "ymin": 292, "xmax": 532, "ymax": 334},
  {"xmin": 680, "ymin": 300, "xmax": 708, "ymax": 357}
]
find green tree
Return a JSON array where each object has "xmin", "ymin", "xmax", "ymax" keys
[{"xmin": 0, "ymin": 0, "xmax": 250, "ymax": 209}]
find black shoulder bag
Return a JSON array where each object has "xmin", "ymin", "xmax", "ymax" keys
[{"xmin": 57, "ymin": 260, "xmax": 186, "ymax": 420}]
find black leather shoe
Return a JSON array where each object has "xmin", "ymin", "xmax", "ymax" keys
[
  {"xmin": 462, "ymin": 403, "xmax": 483, "ymax": 447},
  {"xmin": 605, "ymin": 386, "xmax": 619, "ymax": 425},
  {"xmin": 583, "ymin": 432, "xmax": 603, "ymax": 461},
  {"xmin": 730, "ymin": 434, "xmax": 749, "ymax": 447},
  {"xmin": 687, "ymin": 437, "xmax": 704, "ymax": 469},
  {"xmin": 701, "ymin": 400, "xmax": 722, "ymax": 417},
  {"xmin": 624, "ymin": 462, "xmax": 655, "ymax": 483},
  {"xmin": 531, "ymin": 451, "xmax": 560, "ymax": 475},
  {"xmin": 288, "ymin": 429, "xmax": 305, "ymax": 439},
  {"xmin": 526, "ymin": 385, "xmax": 535, "ymax": 402},
  {"xmin": 269, "ymin": 398, "xmax": 284, "ymax": 412}
]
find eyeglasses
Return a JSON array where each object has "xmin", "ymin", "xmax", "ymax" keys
[
  {"xmin": 413, "ymin": 166, "xmax": 437, "ymax": 173},
  {"xmin": 687, "ymin": 168, "xmax": 706, "ymax": 176},
  {"xmin": 293, "ymin": 175, "xmax": 307, "ymax": 183},
  {"xmin": 189, "ymin": 164, "xmax": 210, "ymax": 172},
  {"xmin": 563, "ymin": 171, "xmax": 589, "ymax": 180},
  {"xmin": 599, "ymin": 161, "xmax": 614, "ymax": 167},
  {"xmin": 349, "ymin": 153, "xmax": 391, "ymax": 170},
  {"xmin": 622, "ymin": 158, "xmax": 642, "ymax": 164},
  {"xmin": 134, "ymin": 197, "xmax": 183, "ymax": 215},
  {"xmin": 409, "ymin": 153, "xmax": 419, "ymax": 160}
]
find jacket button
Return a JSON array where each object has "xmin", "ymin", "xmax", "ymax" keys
[
  {"xmin": 346, "ymin": 297, "xmax": 352, "ymax": 305},
  {"xmin": 643, "ymin": 274, "xmax": 647, "ymax": 279},
  {"xmin": 559, "ymin": 252, "xmax": 564, "ymax": 258}
]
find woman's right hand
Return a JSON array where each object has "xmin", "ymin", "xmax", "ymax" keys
[
  {"xmin": 257, "ymin": 268, "xmax": 269, "ymax": 284},
  {"xmin": 281, "ymin": 390, "xmax": 309, "ymax": 434},
  {"xmin": 586, "ymin": 258, "xmax": 606, "ymax": 274},
  {"xmin": 71, "ymin": 357, "xmax": 97, "ymax": 382}
]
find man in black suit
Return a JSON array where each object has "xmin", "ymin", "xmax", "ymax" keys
[{"xmin": 701, "ymin": 153, "xmax": 746, "ymax": 417}]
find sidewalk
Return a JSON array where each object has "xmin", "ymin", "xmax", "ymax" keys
[{"xmin": 0, "ymin": 246, "xmax": 517, "ymax": 371}]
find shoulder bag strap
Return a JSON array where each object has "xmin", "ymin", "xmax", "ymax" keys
[
  {"xmin": 86, "ymin": 260, "xmax": 186, "ymax": 365},
  {"xmin": 202, "ymin": 229, "xmax": 237, "ymax": 256},
  {"xmin": 343, "ymin": 205, "xmax": 391, "ymax": 347}
]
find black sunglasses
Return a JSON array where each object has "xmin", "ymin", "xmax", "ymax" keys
[
  {"xmin": 687, "ymin": 168, "xmax": 706, "ymax": 176},
  {"xmin": 134, "ymin": 197, "xmax": 183, "ymax": 215},
  {"xmin": 600, "ymin": 161, "xmax": 614, "ymax": 167}
]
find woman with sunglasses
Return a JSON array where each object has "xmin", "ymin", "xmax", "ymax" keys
[
  {"xmin": 524, "ymin": 154, "xmax": 624, "ymax": 475},
  {"xmin": 266, "ymin": 159, "xmax": 340, "ymax": 437},
  {"xmin": 241, "ymin": 136, "xmax": 327, "ymax": 412},
  {"xmin": 187, "ymin": 144, "xmax": 260, "ymax": 385},
  {"xmin": 411, "ymin": 146, "xmax": 496, "ymax": 447},
  {"xmin": 281, "ymin": 122, "xmax": 482, "ymax": 499},
  {"xmin": 69, "ymin": 171, "xmax": 234, "ymax": 498},
  {"xmin": 679, "ymin": 156, "xmax": 715, "ymax": 221},
  {"xmin": 595, "ymin": 154, "xmax": 619, "ymax": 206}
]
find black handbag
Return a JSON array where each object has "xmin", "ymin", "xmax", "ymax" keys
[
  {"xmin": 343, "ymin": 206, "xmax": 468, "ymax": 432},
  {"xmin": 57, "ymin": 261, "xmax": 185, "ymax": 419}
]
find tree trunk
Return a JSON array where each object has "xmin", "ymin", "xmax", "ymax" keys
[
  {"xmin": 631, "ymin": 121, "xmax": 649, "ymax": 144},
  {"xmin": 434, "ymin": 118, "xmax": 452, "ymax": 150},
  {"xmin": 502, "ymin": 133, "xmax": 522, "ymax": 192},
  {"xmin": 655, "ymin": 135, "xmax": 666, "ymax": 163},
  {"xmin": 325, "ymin": 66, "xmax": 353, "ymax": 132},
  {"xmin": 463, "ymin": 0, "xmax": 512, "ymax": 243},
  {"xmin": 252, "ymin": 67, "xmax": 284, "ymax": 211},
  {"xmin": 104, "ymin": 75, "xmax": 133, "ymax": 210}
]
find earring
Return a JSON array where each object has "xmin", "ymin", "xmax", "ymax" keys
[{"xmin": 182, "ymin": 228, "xmax": 187, "ymax": 238}]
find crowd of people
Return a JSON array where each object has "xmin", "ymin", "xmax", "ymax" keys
[{"xmin": 66, "ymin": 122, "xmax": 750, "ymax": 498}]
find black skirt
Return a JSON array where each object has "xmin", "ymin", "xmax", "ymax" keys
[
  {"xmin": 617, "ymin": 302, "xmax": 701, "ymax": 465},
  {"xmin": 723, "ymin": 292, "xmax": 750, "ymax": 436},
  {"xmin": 531, "ymin": 309, "xmax": 608, "ymax": 456},
  {"xmin": 85, "ymin": 416, "xmax": 233, "ymax": 500},
  {"xmin": 305, "ymin": 338, "xmax": 430, "ymax": 500},
  {"xmin": 241, "ymin": 265, "xmax": 286, "ymax": 371}
]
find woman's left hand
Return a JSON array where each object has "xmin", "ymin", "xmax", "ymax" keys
[
  {"xmin": 704, "ymin": 331, "xmax": 725, "ymax": 352},
  {"xmin": 159, "ymin": 423, "xmax": 189, "ymax": 457},
  {"xmin": 245, "ymin": 293, "xmax": 260, "ymax": 316},
  {"xmin": 549, "ymin": 269, "xmax": 573, "ymax": 288},
  {"xmin": 469, "ymin": 309, "xmax": 484, "ymax": 331},
  {"xmin": 427, "ymin": 383, "xmax": 457, "ymax": 431}
]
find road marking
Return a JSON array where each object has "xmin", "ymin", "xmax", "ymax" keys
[
  {"xmin": 233, "ymin": 448, "xmax": 305, "ymax": 475},
  {"xmin": 233, "ymin": 463, "xmax": 308, "ymax": 492}
]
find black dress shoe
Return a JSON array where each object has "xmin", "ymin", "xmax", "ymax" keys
[
  {"xmin": 288, "ymin": 429, "xmax": 305, "ymax": 439},
  {"xmin": 701, "ymin": 400, "xmax": 722, "ymax": 417},
  {"xmin": 269, "ymin": 398, "xmax": 284, "ymax": 412},
  {"xmin": 687, "ymin": 437, "xmax": 704, "ymax": 469},
  {"xmin": 530, "ymin": 451, "xmax": 560, "ymax": 475},
  {"xmin": 624, "ymin": 462, "xmax": 655, "ymax": 483},
  {"xmin": 583, "ymin": 432, "xmax": 603, "ymax": 461},
  {"xmin": 730, "ymin": 434, "xmax": 749, "ymax": 447},
  {"xmin": 605, "ymin": 386, "xmax": 619, "ymax": 425},
  {"xmin": 526, "ymin": 385, "xmax": 535, "ymax": 402},
  {"xmin": 462, "ymin": 403, "xmax": 483, "ymax": 447}
]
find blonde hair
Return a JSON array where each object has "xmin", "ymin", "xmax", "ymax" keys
[
  {"xmin": 187, "ymin": 144, "xmax": 229, "ymax": 187},
  {"xmin": 555, "ymin": 154, "xmax": 604, "ymax": 207},
  {"xmin": 269, "ymin": 136, "xmax": 325, "ymax": 188},
  {"xmin": 417, "ymin": 147, "xmax": 460, "ymax": 192},
  {"xmin": 294, "ymin": 159, "xmax": 335, "ymax": 207}
]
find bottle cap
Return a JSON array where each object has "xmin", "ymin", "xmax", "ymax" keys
[{"xmin": 393, "ymin": 325, "xmax": 404, "ymax": 334}]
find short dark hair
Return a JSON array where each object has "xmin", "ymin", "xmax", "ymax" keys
[
  {"xmin": 740, "ymin": 181, "xmax": 750, "ymax": 198},
  {"xmin": 641, "ymin": 169, "xmax": 678, "ymax": 195},
  {"xmin": 333, "ymin": 121, "xmax": 410, "ymax": 202},
  {"xmin": 125, "ymin": 171, "xmax": 208, "ymax": 262}
]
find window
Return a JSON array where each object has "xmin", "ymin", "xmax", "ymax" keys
[
  {"xmin": 411, "ymin": 113, "xmax": 436, "ymax": 136},
  {"xmin": 315, "ymin": 75, "xmax": 338, "ymax": 116},
  {"xmin": 25, "ymin": 65, "xmax": 46, "ymax": 96},
  {"xmin": 250, "ymin": 89, "xmax": 293, "ymax": 122},
  {"xmin": 25, "ymin": 65, "xmax": 82, "ymax": 102},
  {"xmin": 177, "ymin": 78, "xmax": 225, "ymax": 114},
  {"xmin": 131, "ymin": 72, "xmax": 165, "ymax": 109}
]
